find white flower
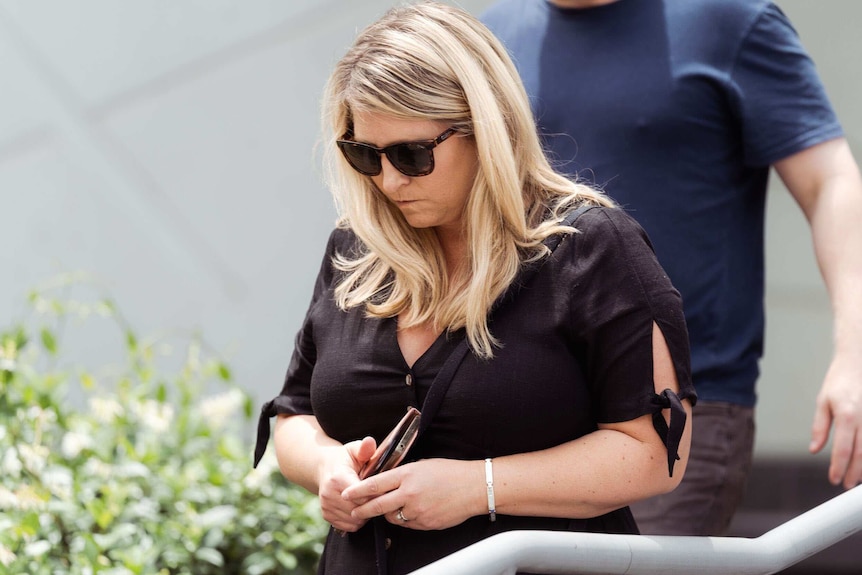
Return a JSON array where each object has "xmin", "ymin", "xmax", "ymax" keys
[
  {"xmin": 82, "ymin": 457, "xmax": 113, "ymax": 479},
  {"xmin": 17, "ymin": 443, "xmax": 48, "ymax": 474},
  {"xmin": 89, "ymin": 397, "xmax": 124, "ymax": 423},
  {"xmin": 0, "ymin": 486, "xmax": 18, "ymax": 510},
  {"xmin": 12, "ymin": 485, "xmax": 45, "ymax": 511},
  {"xmin": 126, "ymin": 497, "xmax": 159, "ymax": 521},
  {"xmin": 115, "ymin": 461, "xmax": 151, "ymax": 479},
  {"xmin": 243, "ymin": 450, "xmax": 278, "ymax": 492},
  {"xmin": 199, "ymin": 388, "xmax": 245, "ymax": 425},
  {"xmin": 27, "ymin": 405, "xmax": 56, "ymax": 424},
  {"xmin": 0, "ymin": 542, "xmax": 16, "ymax": 567},
  {"xmin": 24, "ymin": 540, "xmax": 51, "ymax": 557},
  {"xmin": 133, "ymin": 399, "xmax": 174, "ymax": 433},
  {"xmin": 0, "ymin": 424, "xmax": 6, "ymax": 441},
  {"xmin": 1, "ymin": 447, "xmax": 22, "ymax": 476},
  {"xmin": 42, "ymin": 467, "xmax": 73, "ymax": 500},
  {"xmin": 61, "ymin": 430, "xmax": 93, "ymax": 459}
]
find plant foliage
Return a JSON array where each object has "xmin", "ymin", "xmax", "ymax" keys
[{"xmin": 0, "ymin": 278, "xmax": 327, "ymax": 574}]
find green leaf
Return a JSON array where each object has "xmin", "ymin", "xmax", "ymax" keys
[
  {"xmin": 17, "ymin": 512, "xmax": 41, "ymax": 538},
  {"xmin": 126, "ymin": 330, "xmax": 138, "ymax": 352},
  {"xmin": 40, "ymin": 327, "xmax": 57, "ymax": 355},
  {"xmin": 194, "ymin": 547, "xmax": 223, "ymax": 567},
  {"xmin": 243, "ymin": 554, "xmax": 277, "ymax": 575},
  {"xmin": 85, "ymin": 498, "xmax": 114, "ymax": 531},
  {"xmin": 197, "ymin": 505, "xmax": 237, "ymax": 530},
  {"xmin": 275, "ymin": 549, "xmax": 298, "ymax": 569},
  {"xmin": 97, "ymin": 299, "xmax": 116, "ymax": 316},
  {"xmin": 81, "ymin": 372, "xmax": 96, "ymax": 390},
  {"xmin": 216, "ymin": 362, "xmax": 232, "ymax": 381}
]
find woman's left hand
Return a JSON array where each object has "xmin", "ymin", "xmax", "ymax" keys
[{"xmin": 341, "ymin": 458, "xmax": 485, "ymax": 530}]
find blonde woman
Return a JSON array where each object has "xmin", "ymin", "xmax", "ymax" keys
[{"xmin": 253, "ymin": 2, "xmax": 695, "ymax": 573}]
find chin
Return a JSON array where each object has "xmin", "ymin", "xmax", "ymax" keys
[{"xmin": 401, "ymin": 215, "xmax": 437, "ymax": 229}]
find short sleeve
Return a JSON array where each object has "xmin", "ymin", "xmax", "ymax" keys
[
  {"xmin": 730, "ymin": 3, "xmax": 842, "ymax": 166},
  {"xmin": 568, "ymin": 208, "xmax": 695, "ymax": 424}
]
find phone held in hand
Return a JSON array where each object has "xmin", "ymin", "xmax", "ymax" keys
[{"xmin": 359, "ymin": 406, "xmax": 421, "ymax": 479}]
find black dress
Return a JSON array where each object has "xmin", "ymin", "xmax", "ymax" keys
[{"xmin": 254, "ymin": 207, "xmax": 696, "ymax": 574}]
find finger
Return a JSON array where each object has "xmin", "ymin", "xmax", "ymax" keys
[
  {"xmin": 828, "ymin": 416, "xmax": 855, "ymax": 486},
  {"xmin": 345, "ymin": 436, "xmax": 378, "ymax": 468},
  {"xmin": 351, "ymin": 490, "xmax": 403, "ymax": 521},
  {"xmin": 809, "ymin": 397, "xmax": 832, "ymax": 454},
  {"xmin": 319, "ymin": 493, "xmax": 361, "ymax": 524},
  {"xmin": 328, "ymin": 514, "xmax": 367, "ymax": 533},
  {"xmin": 342, "ymin": 471, "xmax": 398, "ymax": 502},
  {"xmin": 841, "ymin": 428, "xmax": 862, "ymax": 489},
  {"xmin": 355, "ymin": 436, "xmax": 378, "ymax": 463},
  {"xmin": 388, "ymin": 507, "xmax": 411, "ymax": 526}
]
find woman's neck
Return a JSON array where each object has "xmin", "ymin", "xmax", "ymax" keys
[{"xmin": 435, "ymin": 228, "xmax": 468, "ymax": 281}]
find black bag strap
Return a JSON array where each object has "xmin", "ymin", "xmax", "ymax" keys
[
  {"xmin": 417, "ymin": 336, "xmax": 470, "ymax": 434},
  {"xmin": 369, "ymin": 204, "xmax": 598, "ymax": 573},
  {"xmin": 547, "ymin": 203, "xmax": 594, "ymax": 251}
]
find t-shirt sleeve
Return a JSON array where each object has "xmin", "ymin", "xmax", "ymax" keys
[
  {"xmin": 730, "ymin": 3, "xmax": 843, "ymax": 166},
  {"xmin": 253, "ymin": 228, "xmax": 344, "ymax": 466},
  {"xmin": 568, "ymin": 208, "xmax": 695, "ymax": 425}
]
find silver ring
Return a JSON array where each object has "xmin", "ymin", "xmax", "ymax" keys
[{"xmin": 396, "ymin": 508, "xmax": 409, "ymax": 522}]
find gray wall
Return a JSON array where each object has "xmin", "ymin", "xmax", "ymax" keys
[
  {"xmin": 760, "ymin": 0, "xmax": 861, "ymax": 458},
  {"xmin": 0, "ymin": 0, "xmax": 858, "ymax": 460}
]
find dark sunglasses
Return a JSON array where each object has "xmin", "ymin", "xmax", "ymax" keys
[{"xmin": 336, "ymin": 127, "xmax": 458, "ymax": 177}]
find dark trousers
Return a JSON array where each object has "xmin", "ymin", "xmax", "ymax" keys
[{"xmin": 630, "ymin": 401, "xmax": 756, "ymax": 536}]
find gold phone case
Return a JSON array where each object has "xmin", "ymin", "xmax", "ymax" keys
[{"xmin": 359, "ymin": 406, "xmax": 421, "ymax": 479}]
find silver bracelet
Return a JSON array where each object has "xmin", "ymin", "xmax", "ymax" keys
[{"xmin": 484, "ymin": 457, "xmax": 496, "ymax": 522}]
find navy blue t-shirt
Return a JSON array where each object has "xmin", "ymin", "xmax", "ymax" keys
[{"xmin": 483, "ymin": 0, "xmax": 843, "ymax": 406}]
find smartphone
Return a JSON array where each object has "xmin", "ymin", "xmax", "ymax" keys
[{"xmin": 359, "ymin": 406, "xmax": 421, "ymax": 479}]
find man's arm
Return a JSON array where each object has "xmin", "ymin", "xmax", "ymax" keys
[{"xmin": 774, "ymin": 137, "xmax": 862, "ymax": 489}]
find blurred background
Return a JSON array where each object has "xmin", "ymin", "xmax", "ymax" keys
[{"xmin": 1, "ymin": 0, "xmax": 860, "ymax": 571}]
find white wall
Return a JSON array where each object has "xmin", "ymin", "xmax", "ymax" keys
[
  {"xmin": 0, "ymin": 0, "xmax": 492, "ymax": 415},
  {"xmin": 0, "ymin": 0, "xmax": 858, "ymax": 459}
]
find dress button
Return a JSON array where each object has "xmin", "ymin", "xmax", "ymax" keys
[
  {"xmin": 385, "ymin": 537, "xmax": 392, "ymax": 550},
  {"xmin": 405, "ymin": 373, "xmax": 413, "ymax": 386}
]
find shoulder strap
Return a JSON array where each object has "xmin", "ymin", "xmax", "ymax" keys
[
  {"xmin": 543, "ymin": 203, "xmax": 596, "ymax": 253},
  {"xmin": 417, "ymin": 337, "xmax": 470, "ymax": 435}
]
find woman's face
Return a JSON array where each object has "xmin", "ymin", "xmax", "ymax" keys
[{"xmin": 351, "ymin": 111, "xmax": 479, "ymax": 238}]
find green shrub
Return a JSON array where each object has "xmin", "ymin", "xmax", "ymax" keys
[{"xmin": 0, "ymin": 277, "xmax": 327, "ymax": 574}]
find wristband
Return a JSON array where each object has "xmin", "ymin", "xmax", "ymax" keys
[{"xmin": 484, "ymin": 457, "xmax": 496, "ymax": 522}]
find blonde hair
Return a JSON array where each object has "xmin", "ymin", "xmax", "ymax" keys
[{"xmin": 321, "ymin": 1, "xmax": 614, "ymax": 358}]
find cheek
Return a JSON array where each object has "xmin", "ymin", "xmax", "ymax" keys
[
  {"xmin": 438, "ymin": 174, "xmax": 474, "ymax": 215},
  {"xmin": 453, "ymin": 160, "xmax": 478, "ymax": 204},
  {"xmin": 438, "ymin": 148, "xmax": 478, "ymax": 200}
]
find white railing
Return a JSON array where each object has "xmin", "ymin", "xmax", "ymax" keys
[{"xmin": 411, "ymin": 484, "xmax": 862, "ymax": 575}]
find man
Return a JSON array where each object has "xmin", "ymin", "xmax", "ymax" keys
[{"xmin": 482, "ymin": 0, "xmax": 862, "ymax": 535}]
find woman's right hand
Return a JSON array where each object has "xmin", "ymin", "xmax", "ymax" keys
[{"xmin": 317, "ymin": 436, "xmax": 377, "ymax": 532}]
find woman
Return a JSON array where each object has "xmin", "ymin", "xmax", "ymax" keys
[{"xmin": 253, "ymin": 2, "xmax": 696, "ymax": 573}]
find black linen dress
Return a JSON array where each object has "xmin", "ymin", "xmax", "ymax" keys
[{"xmin": 255, "ymin": 206, "xmax": 696, "ymax": 575}]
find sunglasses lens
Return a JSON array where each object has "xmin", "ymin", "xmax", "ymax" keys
[
  {"xmin": 338, "ymin": 142, "xmax": 381, "ymax": 176},
  {"xmin": 388, "ymin": 143, "xmax": 433, "ymax": 177}
]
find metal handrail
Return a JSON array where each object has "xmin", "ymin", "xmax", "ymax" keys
[{"xmin": 411, "ymin": 484, "xmax": 862, "ymax": 575}]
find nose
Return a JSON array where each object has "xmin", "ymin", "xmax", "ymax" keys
[{"xmin": 378, "ymin": 155, "xmax": 410, "ymax": 194}]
